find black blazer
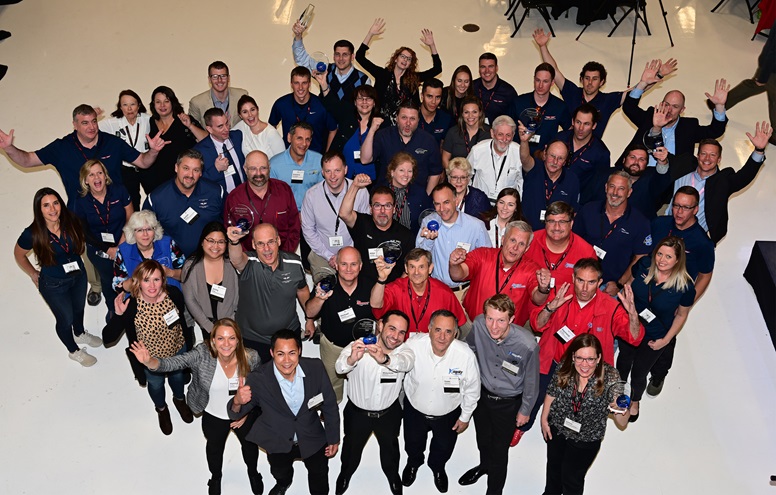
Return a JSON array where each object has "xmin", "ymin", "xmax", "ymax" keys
[{"xmin": 228, "ymin": 357, "xmax": 340, "ymax": 458}]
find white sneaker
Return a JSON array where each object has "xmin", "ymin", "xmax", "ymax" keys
[
  {"xmin": 74, "ymin": 330, "xmax": 103, "ymax": 348},
  {"xmin": 69, "ymin": 348, "xmax": 97, "ymax": 367}
]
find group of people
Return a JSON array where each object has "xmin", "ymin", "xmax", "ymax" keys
[{"xmin": 3, "ymin": 14, "xmax": 769, "ymax": 495}]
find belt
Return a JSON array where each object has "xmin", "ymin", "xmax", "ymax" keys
[
  {"xmin": 451, "ymin": 282, "xmax": 470, "ymax": 292},
  {"xmin": 482, "ymin": 387, "xmax": 520, "ymax": 401},
  {"xmin": 349, "ymin": 400, "xmax": 397, "ymax": 419}
]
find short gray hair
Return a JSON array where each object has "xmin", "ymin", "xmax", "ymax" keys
[
  {"xmin": 123, "ymin": 210, "xmax": 164, "ymax": 244},
  {"xmin": 608, "ymin": 169, "xmax": 633, "ymax": 188},
  {"xmin": 491, "ymin": 115, "xmax": 517, "ymax": 133},
  {"xmin": 504, "ymin": 220, "xmax": 534, "ymax": 245}
]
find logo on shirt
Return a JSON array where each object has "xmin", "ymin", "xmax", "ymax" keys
[
  {"xmin": 355, "ymin": 300, "xmax": 370, "ymax": 306},
  {"xmin": 619, "ymin": 228, "xmax": 630, "ymax": 235},
  {"xmin": 644, "ymin": 235, "xmax": 653, "ymax": 246},
  {"xmin": 512, "ymin": 283, "xmax": 526, "ymax": 289},
  {"xmin": 414, "ymin": 148, "xmax": 429, "ymax": 155},
  {"xmin": 545, "ymin": 116, "xmax": 557, "ymax": 121},
  {"xmin": 279, "ymin": 271, "xmax": 293, "ymax": 283},
  {"xmin": 448, "ymin": 368, "xmax": 463, "ymax": 375},
  {"xmin": 560, "ymin": 190, "xmax": 568, "ymax": 196},
  {"xmin": 564, "ymin": 262, "xmax": 574, "ymax": 269},
  {"xmin": 595, "ymin": 327, "xmax": 603, "ymax": 333},
  {"xmin": 199, "ymin": 199, "xmax": 209, "ymax": 208}
]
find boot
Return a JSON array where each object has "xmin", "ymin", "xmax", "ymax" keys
[
  {"xmin": 173, "ymin": 396, "xmax": 194, "ymax": 423},
  {"xmin": 156, "ymin": 405, "xmax": 173, "ymax": 435}
]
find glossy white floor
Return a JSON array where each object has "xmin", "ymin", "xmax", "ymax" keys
[{"xmin": 1, "ymin": 0, "xmax": 775, "ymax": 493}]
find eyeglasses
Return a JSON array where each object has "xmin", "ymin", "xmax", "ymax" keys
[
  {"xmin": 255, "ymin": 239, "xmax": 278, "ymax": 249},
  {"xmin": 134, "ymin": 227, "xmax": 154, "ymax": 234},
  {"xmin": 448, "ymin": 175, "xmax": 470, "ymax": 182},
  {"xmin": 356, "ymin": 96, "xmax": 374, "ymax": 102},
  {"xmin": 671, "ymin": 203, "xmax": 697, "ymax": 211},
  {"xmin": 210, "ymin": 74, "xmax": 229, "ymax": 81},
  {"xmin": 204, "ymin": 237, "xmax": 228, "ymax": 246},
  {"xmin": 573, "ymin": 355, "xmax": 598, "ymax": 364},
  {"xmin": 398, "ymin": 54, "xmax": 413, "ymax": 62},
  {"xmin": 372, "ymin": 203, "xmax": 394, "ymax": 210},
  {"xmin": 545, "ymin": 219, "xmax": 571, "ymax": 226},
  {"xmin": 546, "ymin": 153, "xmax": 566, "ymax": 164}
]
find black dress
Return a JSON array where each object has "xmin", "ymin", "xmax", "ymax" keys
[{"xmin": 140, "ymin": 117, "xmax": 199, "ymax": 193}]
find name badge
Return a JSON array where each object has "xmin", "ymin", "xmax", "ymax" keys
[
  {"xmin": 555, "ymin": 325, "xmax": 575, "ymax": 343},
  {"xmin": 329, "ymin": 236, "xmax": 344, "ymax": 247},
  {"xmin": 549, "ymin": 277, "xmax": 556, "ymax": 289},
  {"xmin": 593, "ymin": 245, "xmax": 607, "ymax": 260},
  {"xmin": 443, "ymin": 376, "xmax": 460, "ymax": 393},
  {"xmin": 338, "ymin": 307, "xmax": 356, "ymax": 323},
  {"xmin": 163, "ymin": 308, "xmax": 180, "ymax": 326},
  {"xmin": 353, "ymin": 150, "xmax": 361, "ymax": 161},
  {"xmin": 101, "ymin": 232, "xmax": 115, "ymax": 243},
  {"xmin": 563, "ymin": 417, "xmax": 582, "ymax": 433},
  {"xmin": 210, "ymin": 284, "xmax": 227, "ymax": 300},
  {"xmin": 291, "ymin": 169, "xmax": 305, "ymax": 183},
  {"xmin": 484, "ymin": 117, "xmax": 490, "ymax": 125},
  {"xmin": 368, "ymin": 247, "xmax": 384, "ymax": 260},
  {"xmin": 529, "ymin": 133, "xmax": 541, "ymax": 144},
  {"xmin": 380, "ymin": 370, "xmax": 398, "ymax": 383},
  {"xmin": 63, "ymin": 261, "xmax": 80, "ymax": 273},
  {"xmin": 539, "ymin": 210, "xmax": 546, "ymax": 221},
  {"xmin": 180, "ymin": 207, "xmax": 199, "ymax": 224},
  {"xmin": 456, "ymin": 241, "xmax": 472, "ymax": 251},
  {"xmin": 639, "ymin": 308, "xmax": 657, "ymax": 323},
  {"xmin": 228, "ymin": 376, "xmax": 239, "ymax": 396},
  {"xmin": 501, "ymin": 360, "xmax": 519, "ymax": 376},
  {"xmin": 307, "ymin": 393, "xmax": 324, "ymax": 409},
  {"xmin": 224, "ymin": 164, "xmax": 237, "ymax": 177}
]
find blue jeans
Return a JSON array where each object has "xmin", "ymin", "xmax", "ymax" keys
[
  {"xmin": 144, "ymin": 345, "xmax": 187, "ymax": 409},
  {"xmin": 87, "ymin": 246, "xmax": 118, "ymax": 318},
  {"xmin": 38, "ymin": 271, "xmax": 87, "ymax": 353}
]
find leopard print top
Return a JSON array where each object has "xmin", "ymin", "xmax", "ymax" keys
[{"xmin": 135, "ymin": 296, "xmax": 185, "ymax": 358}]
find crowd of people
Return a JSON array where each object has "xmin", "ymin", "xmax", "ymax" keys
[{"xmin": 3, "ymin": 14, "xmax": 769, "ymax": 495}]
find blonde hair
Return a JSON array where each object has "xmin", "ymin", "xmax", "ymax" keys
[
  {"xmin": 78, "ymin": 159, "xmax": 113, "ymax": 197},
  {"xmin": 644, "ymin": 236, "xmax": 692, "ymax": 292}
]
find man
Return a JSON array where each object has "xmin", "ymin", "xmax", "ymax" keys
[
  {"xmin": 648, "ymin": 187, "xmax": 716, "ymax": 396},
  {"xmin": 361, "ymin": 102, "xmax": 444, "ymax": 195},
  {"xmin": 229, "ymin": 329, "xmax": 339, "ymax": 495},
  {"xmin": 459, "ymin": 295, "xmax": 539, "ymax": 495},
  {"xmin": 573, "ymin": 171, "xmax": 652, "ymax": 296},
  {"xmin": 668, "ymin": 122, "xmax": 770, "ymax": 244},
  {"xmin": 523, "ymin": 201, "xmax": 596, "ymax": 292},
  {"xmin": 339, "ymin": 174, "xmax": 415, "ymax": 283},
  {"xmin": 292, "ymin": 21, "xmax": 371, "ymax": 102},
  {"xmin": 334, "ymin": 310, "xmax": 415, "ymax": 495},
  {"xmin": 302, "ymin": 151, "xmax": 370, "ymax": 283},
  {"xmin": 224, "ymin": 150, "xmax": 301, "ymax": 253},
  {"xmin": 269, "ymin": 66, "xmax": 338, "ymax": 154},
  {"xmin": 401, "ymin": 310, "xmax": 480, "ymax": 493},
  {"xmin": 269, "ymin": 122, "xmax": 323, "ymax": 209},
  {"xmin": 467, "ymin": 115, "xmax": 530, "ymax": 203},
  {"xmin": 510, "ymin": 63, "xmax": 571, "ymax": 154},
  {"xmin": 193, "ymin": 108, "xmax": 246, "ymax": 193},
  {"xmin": 226, "ymin": 223, "xmax": 313, "ymax": 363},
  {"xmin": 417, "ymin": 183, "xmax": 491, "ymax": 289},
  {"xmin": 517, "ymin": 138, "xmax": 580, "ymax": 230},
  {"xmin": 305, "ymin": 247, "xmax": 374, "ymax": 403},
  {"xmin": 143, "ymin": 149, "xmax": 224, "ymax": 256},
  {"xmin": 449, "ymin": 221, "xmax": 552, "ymax": 326},
  {"xmin": 189, "ymin": 61, "xmax": 248, "ymax": 127},
  {"xmin": 371, "ymin": 248, "xmax": 467, "ymax": 338},
  {"xmin": 418, "ymin": 78, "xmax": 453, "ymax": 146},
  {"xmin": 472, "ymin": 52, "xmax": 518, "ymax": 126},
  {"xmin": 622, "ymin": 61, "xmax": 728, "ymax": 167}
]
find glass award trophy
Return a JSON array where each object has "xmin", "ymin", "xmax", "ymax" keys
[
  {"xmin": 299, "ymin": 4, "xmax": 315, "ymax": 27},
  {"xmin": 318, "ymin": 273, "xmax": 337, "ymax": 293},
  {"xmin": 352, "ymin": 318, "xmax": 377, "ymax": 345},
  {"xmin": 643, "ymin": 130, "xmax": 665, "ymax": 153},
  {"xmin": 377, "ymin": 240, "xmax": 402, "ymax": 264},
  {"xmin": 228, "ymin": 205, "xmax": 254, "ymax": 234},
  {"xmin": 418, "ymin": 208, "xmax": 439, "ymax": 232},
  {"xmin": 519, "ymin": 107, "xmax": 544, "ymax": 133},
  {"xmin": 311, "ymin": 51, "xmax": 329, "ymax": 74},
  {"xmin": 607, "ymin": 380, "xmax": 632, "ymax": 414}
]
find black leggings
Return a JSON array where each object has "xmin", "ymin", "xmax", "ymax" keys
[{"xmin": 201, "ymin": 409, "xmax": 260, "ymax": 479}]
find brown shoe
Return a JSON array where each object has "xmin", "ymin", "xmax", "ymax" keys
[
  {"xmin": 156, "ymin": 405, "xmax": 173, "ymax": 435},
  {"xmin": 173, "ymin": 396, "xmax": 194, "ymax": 423}
]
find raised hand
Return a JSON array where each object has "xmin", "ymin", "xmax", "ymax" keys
[
  {"xmin": 705, "ymin": 78, "xmax": 730, "ymax": 108},
  {"xmin": 653, "ymin": 147, "xmax": 669, "ymax": 164},
  {"xmin": 215, "ymin": 154, "xmax": 230, "ymax": 172},
  {"xmin": 652, "ymin": 101, "xmax": 672, "ymax": 129},
  {"xmin": 178, "ymin": 112, "xmax": 193, "ymax": 128},
  {"xmin": 129, "ymin": 341, "xmax": 152, "ymax": 366},
  {"xmin": 146, "ymin": 131, "xmax": 171, "ymax": 152},
  {"xmin": 226, "ymin": 225, "xmax": 249, "ymax": 242},
  {"xmin": 292, "ymin": 20, "xmax": 307, "ymax": 39},
  {"xmin": 375, "ymin": 256, "xmax": 396, "ymax": 281},
  {"xmin": 449, "ymin": 247, "xmax": 468, "ymax": 266},
  {"xmin": 517, "ymin": 122, "xmax": 534, "ymax": 144},
  {"xmin": 0, "ymin": 128, "xmax": 15, "ymax": 149},
  {"xmin": 746, "ymin": 120, "xmax": 772, "ymax": 150},
  {"xmin": 658, "ymin": 58, "xmax": 678, "ymax": 78},
  {"xmin": 233, "ymin": 376, "xmax": 252, "ymax": 406},
  {"xmin": 532, "ymin": 28, "xmax": 550, "ymax": 47},
  {"xmin": 420, "ymin": 28, "xmax": 435, "ymax": 48},
  {"xmin": 639, "ymin": 59, "xmax": 662, "ymax": 85},
  {"xmin": 536, "ymin": 267, "xmax": 552, "ymax": 292},
  {"xmin": 315, "ymin": 282, "xmax": 334, "ymax": 300},
  {"xmin": 114, "ymin": 292, "xmax": 130, "ymax": 315},
  {"xmin": 547, "ymin": 282, "xmax": 573, "ymax": 311},
  {"xmin": 617, "ymin": 284, "xmax": 637, "ymax": 315},
  {"xmin": 370, "ymin": 117, "xmax": 384, "ymax": 131},
  {"xmin": 368, "ymin": 18, "xmax": 386, "ymax": 37},
  {"xmin": 350, "ymin": 340, "xmax": 367, "ymax": 362},
  {"xmin": 353, "ymin": 173, "xmax": 372, "ymax": 189}
]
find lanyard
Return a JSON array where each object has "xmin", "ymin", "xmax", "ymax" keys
[
  {"xmin": 478, "ymin": 85, "xmax": 496, "ymax": 112},
  {"xmin": 571, "ymin": 380, "xmax": 588, "ymax": 415},
  {"xmin": 124, "ymin": 122, "xmax": 140, "ymax": 149},
  {"xmin": 647, "ymin": 279, "xmax": 665, "ymax": 305},
  {"xmin": 72, "ymin": 134, "xmax": 99, "ymax": 162},
  {"xmin": 323, "ymin": 182, "xmax": 348, "ymax": 235},
  {"xmin": 566, "ymin": 136, "xmax": 593, "ymax": 168},
  {"xmin": 494, "ymin": 224, "xmax": 501, "ymax": 248},
  {"xmin": 391, "ymin": 184, "xmax": 408, "ymax": 222},
  {"xmin": 246, "ymin": 183, "xmax": 272, "ymax": 224},
  {"xmin": 407, "ymin": 279, "xmax": 432, "ymax": 331},
  {"xmin": 90, "ymin": 194, "xmax": 111, "ymax": 226},
  {"xmin": 49, "ymin": 231, "xmax": 72, "ymax": 254},
  {"xmin": 541, "ymin": 237, "xmax": 573, "ymax": 271},
  {"xmin": 600, "ymin": 210, "xmax": 622, "ymax": 242},
  {"xmin": 495, "ymin": 254, "xmax": 522, "ymax": 294},
  {"xmin": 293, "ymin": 100, "xmax": 312, "ymax": 123},
  {"xmin": 544, "ymin": 176, "xmax": 560, "ymax": 205},
  {"xmin": 690, "ymin": 174, "xmax": 706, "ymax": 197},
  {"xmin": 490, "ymin": 143, "xmax": 508, "ymax": 185}
]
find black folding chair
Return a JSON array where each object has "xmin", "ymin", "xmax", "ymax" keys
[
  {"xmin": 511, "ymin": 0, "xmax": 557, "ymax": 38},
  {"xmin": 710, "ymin": 0, "xmax": 761, "ymax": 24}
]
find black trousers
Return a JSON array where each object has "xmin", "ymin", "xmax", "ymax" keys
[
  {"xmin": 267, "ymin": 444, "xmax": 329, "ymax": 495},
  {"xmin": 120, "ymin": 165, "xmax": 143, "ymax": 212},
  {"xmin": 544, "ymin": 425, "xmax": 601, "ymax": 495},
  {"xmin": 403, "ymin": 397, "xmax": 460, "ymax": 471},
  {"xmin": 472, "ymin": 388, "xmax": 522, "ymax": 495},
  {"xmin": 201, "ymin": 410, "xmax": 260, "ymax": 479},
  {"xmin": 648, "ymin": 336, "xmax": 677, "ymax": 383},
  {"xmin": 616, "ymin": 338, "xmax": 666, "ymax": 401},
  {"xmin": 340, "ymin": 400, "xmax": 402, "ymax": 484}
]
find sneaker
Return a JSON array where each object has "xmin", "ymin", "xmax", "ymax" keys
[
  {"xmin": 646, "ymin": 377, "xmax": 665, "ymax": 397},
  {"xmin": 86, "ymin": 291, "xmax": 102, "ymax": 306},
  {"xmin": 69, "ymin": 348, "xmax": 97, "ymax": 367},
  {"xmin": 509, "ymin": 428, "xmax": 525, "ymax": 447},
  {"xmin": 74, "ymin": 330, "xmax": 103, "ymax": 348}
]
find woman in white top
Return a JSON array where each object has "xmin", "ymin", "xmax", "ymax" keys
[
  {"xmin": 481, "ymin": 187, "xmax": 525, "ymax": 248},
  {"xmin": 98, "ymin": 89, "xmax": 151, "ymax": 210},
  {"xmin": 233, "ymin": 95, "xmax": 285, "ymax": 160}
]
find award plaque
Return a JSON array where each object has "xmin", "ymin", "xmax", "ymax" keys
[
  {"xmin": 227, "ymin": 205, "xmax": 254, "ymax": 234},
  {"xmin": 377, "ymin": 240, "xmax": 403, "ymax": 264},
  {"xmin": 519, "ymin": 107, "xmax": 544, "ymax": 133},
  {"xmin": 352, "ymin": 318, "xmax": 377, "ymax": 344}
]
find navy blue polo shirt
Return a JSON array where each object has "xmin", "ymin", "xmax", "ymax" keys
[
  {"xmin": 573, "ymin": 201, "xmax": 652, "ymax": 284},
  {"xmin": 268, "ymin": 93, "xmax": 338, "ymax": 154},
  {"xmin": 651, "ymin": 216, "xmax": 715, "ymax": 279},
  {"xmin": 521, "ymin": 164, "xmax": 580, "ymax": 230},
  {"xmin": 511, "ymin": 92, "xmax": 571, "ymax": 154},
  {"xmin": 373, "ymin": 126, "xmax": 443, "ymax": 188},
  {"xmin": 624, "ymin": 168, "xmax": 672, "ymax": 220},
  {"xmin": 556, "ymin": 129, "xmax": 611, "ymax": 205},
  {"xmin": 35, "ymin": 131, "xmax": 141, "ymax": 206},
  {"xmin": 72, "ymin": 184, "xmax": 131, "ymax": 248},
  {"xmin": 142, "ymin": 178, "xmax": 225, "ymax": 256},
  {"xmin": 419, "ymin": 109, "xmax": 454, "ymax": 145},
  {"xmin": 473, "ymin": 77, "xmax": 518, "ymax": 126},
  {"xmin": 17, "ymin": 227, "xmax": 84, "ymax": 279},
  {"xmin": 631, "ymin": 256, "xmax": 696, "ymax": 340},
  {"xmin": 560, "ymin": 80, "xmax": 624, "ymax": 138}
]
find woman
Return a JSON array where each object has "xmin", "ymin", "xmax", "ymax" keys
[
  {"xmin": 380, "ymin": 151, "xmax": 430, "ymax": 235},
  {"xmin": 356, "ymin": 18, "xmax": 442, "ymax": 124},
  {"xmin": 616, "ymin": 236, "xmax": 695, "ymax": 421},
  {"xmin": 14, "ymin": 188, "xmax": 102, "ymax": 366},
  {"xmin": 130, "ymin": 318, "xmax": 262, "ymax": 495},
  {"xmin": 441, "ymin": 65, "xmax": 474, "ymax": 121},
  {"xmin": 181, "ymin": 222, "xmax": 239, "ymax": 339},
  {"xmin": 233, "ymin": 95, "xmax": 285, "ymax": 160},
  {"xmin": 481, "ymin": 188, "xmax": 525, "ymax": 248},
  {"xmin": 143, "ymin": 86, "xmax": 208, "ymax": 192},
  {"xmin": 98, "ymin": 89, "xmax": 151, "ymax": 210},
  {"xmin": 445, "ymin": 157, "xmax": 491, "ymax": 220},
  {"xmin": 442, "ymin": 96, "xmax": 490, "ymax": 168},
  {"xmin": 72, "ymin": 159, "xmax": 133, "ymax": 320},
  {"xmin": 541, "ymin": 334, "xmax": 630, "ymax": 495},
  {"xmin": 104, "ymin": 260, "xmax": 193, "ymax": 435}
]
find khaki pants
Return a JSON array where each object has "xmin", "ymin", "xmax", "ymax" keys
[
  {"xmin": 307, "ymin": 250, "xmax": 337, "ymax": 285},
  {"xmin": 319, "ymin": 334, "xmax": 346, "ymax": 403},
  {"xmin": 82, "ymin": 253, "xmax": 101, "ymax": 293},
  {"xmin": 453, "ymin": 285, "xmax": 472, "ymax": 340}
]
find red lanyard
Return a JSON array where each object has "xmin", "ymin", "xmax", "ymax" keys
[
  {"xmin": 72, "ymin": 134, "xmax": 99, "ymax": 162},
  {"xmin": 571, "ymin": 380, "xmax": 588, "ymax": 415},
  {"xmin": 49, "ymin": 231, "xmax": 72, "ymax": 254},
  {"xmin": 293, "ymin": 100, "xmax": 312, "ymax": 123},
  {"xmin": 91, "ymin": 195, "xmax": 111, "ymax": 226},
  {"xmin": 495, "ymin": 255, "xmax": 522, "ymax": 294},
  {"xmin": 478, "ymin": 86, "xmax": 495, "ymax": 112},
  {"xmin": 407, "ymin": 280, "xmax": 432, "ymax": 331},
  {"xmin": 544, "ymin": 177, "xmax": 560, "ymax": 204},
  {"xmin": 541, "ymin": 237, "xmax": 573, "ymax": 271},
  {"xmin": 566, "ymin": 136, "xmax": 593, "ymax": 168}
]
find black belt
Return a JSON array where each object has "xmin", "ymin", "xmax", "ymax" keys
[
  {"xmin": 451, "ymin": 282, "xmax": 470, "ymax": 292},
  {"xmin": 482, "ymin": 386, "xmax": 521, "ymax": 401},
  {"xmin": 349, "ymin": 400, "xmax": 397, "ymax": 418}
]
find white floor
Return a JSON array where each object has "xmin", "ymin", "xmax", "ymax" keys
[{"xmin": 1, "ymin": 0, "xmax": 775, "ymax": 494}]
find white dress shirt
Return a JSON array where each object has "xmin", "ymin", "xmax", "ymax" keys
[
  {"xmin": 336, "ymin": 342, "xmax": 415, "ymax": 411},
  {"xmin": 467, "ymin": 139, "xmax": 523, "ymax": 201}
]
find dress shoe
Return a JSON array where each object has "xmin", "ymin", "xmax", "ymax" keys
[
  {"xmin": 433, "ymin": 469, "xmax": 448, "ymax": 493},
  {"xmin": 207, "ymin": 477, "xmax": 221, "ymax": 495},
  {"xmin": 401, "ymin": 465, "xmax": 418, "ymax": 487},
  {"xmin": 0, "ymin": 65, "xmax": 6, "ymax": 82},
  {"xmin": 628, "ymin": 412, "xmax": 640, "ymax": 423},
  {"xmin": 0, "ymin": 30, "xmax": 11, "ymax": 42},
  {"xmin": 87, "ymin": 291, "xmax": 102, "ymax": 306},
  {"xmin": 509, "ymin": 428, "xmax": 525, "ymax": 447},
  {"xmin": 248, "ymin": 471, "xmax": 263, "ymax": 495},
  {"xmin": 389, "ymin": 477, "xmax": 402, "ymax": 495},
  {"xmin": 458, "ymin": 466, "xmax": 487, "ymax": 486},
  {"xmin": 335, "ymin": 473, "xmax": 350, "ymax": 495},
  {"xmin": 268, "ymin": 484, "xmax": 290, "ymax": 495}
]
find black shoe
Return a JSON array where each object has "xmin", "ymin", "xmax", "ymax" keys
[
  {"xmin": 87, "ymin": 291, "xmax": 102, "ymax": 306},
  {"xmin": 646, "ymin": 377, "xmax": 665, "ymax": 397},
  {"xmin": 629, "ymin": 412, "xmax": 640, "ymax": 423},
  {"xmin": 268, "ymin": 484, "xmax": 290, "ymax": 495},
  {"xmin": 401, "ymin": 465, "xmax": 418, "ymax": 487},
  {"xmin": 433, "ymin": 469, "xmax": 448, "ymax": 493},
  {"xmin": 0, "ymin": 65, "xmax": 6, "ymax": 82},
  {"xmin": 335, "ymin": 473, "xmax": 350, "ymax": 495},
  {"xmin": 156, "ymin": 405, "xmax": 173, "ymax": 435},
  {"xmin": 389, "ymin": 477, "xmax": 402, "ymax": 495},
  {"xmin": 458, "ymin": 466, "xmax": 487, "ymax": 486},
  {"xmin": 173, "ymin": 396, "xmax": 194, "ymax": 423},
  {"xmin": 0, "ymin": 30, "xmax": 10, "ymax": 41},
  {"xmin": 208, "ymin": 477, "xmax": 221, "ymax": 495},
  {"xmin": 248, "ymin": 471, "xmax": 263, "ymax": 495}
]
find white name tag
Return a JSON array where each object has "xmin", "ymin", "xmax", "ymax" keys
[
  {"xmin": 101, "ymin": 232, "xmax": 115, "ymax": 243},
  {"xmin": 380, "ymin": 370, "xmax": 398, "ymax": 383},
  {"xmin": 529, "ymin": 133, "xmax": 541, "ymax": 143},
  {"xmin": 228, "ymin": 376, "xmax": 239, "ymax": 396},
  {"xmin": 456, "ymin": 241, "xmax": 472, "ymax": 251},
  {"xmin": 484, "ymin": 117, "xmax": 490, "ymax": 125},
  {"xmin": 180, "ymin": 207, "xmax": 198, "ymax": 224},
  {"xmin": 555, "ymin": 325, "xmax": 575, "ymax": 343},
  {"xmin": 291, "ymin": 169, "xmax": 305, "ymax": 183},
  {"xmin": 163, "ymin": 308, "xmax": 180, "ymax": 326},
  {"xmin": 63, "ymin": 261, "xmax": 80, "ymax": 273},
  {"xmin": 593, "ymin": 245, "xmax": 607, "ymax": 260},
  {"xmin": 210, "ymin": 284, "xmax": 227, "ymax": 300},
  {"xmin": 443, "ymin": 376, "xmax": 460, "ymax": 393},
  {"xmin": 224, "ymin": 164, "xmax": 237, "ymax": 177},
  {"xmin": 639, "ymin": 308, "xmax": 657, "ymax": 323},
  {"xmin": 368, "ymin": 247, "xmax": 384, "ymax": 260},
  {"xmin": 539, "ymin": 210, "xmax": 546, "ymax": 221},
  {"xmin": 329, "ymin": 236, "xmax": 344, "ymax": 247},
  {"xmin": 338, "ymin": 307, "xmax": 356, "ymax": 323},
  {"xmin": 563, "ymin": 417, "xmax": 582, "ymax": 433},
  {"xmin": 502, "ymin": 360, "xmax": 519, "ymax": 375},
  {"xmin": 353, "ymin": 150, "xmax": 361, "ymax": 161},
  {"xmin": 549, "ymin": 277, "xmax": 556, "ymax": 289},
  {"xmin": 307, "ymin": 393, "xmax": 324, "ymax": 409}
]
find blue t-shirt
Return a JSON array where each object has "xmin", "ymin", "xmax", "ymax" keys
[
  {"xmin": 17, "ymin": 226, "xmax": 84, "ymax": 279},
  {"xmin": 560, "ymin": 80, "xmax": 624, "ymax": 138},
  {"xmin": 269, "ymin": 148, "xmax": 324, "ymax": 209},
  {"xmin": 511, "ymin": 92, "xmax": 571, "ymax": 154},
  {"xmin": 268, "ymin": 94, "xmax": 338, "ymax": 154},
  {"xmin": 419, "ymin": 109, "xmax": 454, "ymax": 145},
  {"xmin": 630, "ymin": 256, "xmax": 696, "ymax": 340},
  {"xmin": 521, "ymin": 164, "xmax": 580, "ymax": 230},
  {"xmin": 373, "ymin": 127, "xmax": 443, "ymax": 189},
  {"xmin": 651, "ymin": 216, "xmax": 715, "ymax": 279},
  {"xmin": 343, "ymin": 127, "xmax": 376, "ymax": 180},
  {"xmin": 72, "ymin": 184, "xmax": 131, "ymax": 248}
]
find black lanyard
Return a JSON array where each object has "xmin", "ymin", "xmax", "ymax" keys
[
  {"xmin": 124, "ymin": 123, "xmax": 140, "ymax": 148},
  {"xmin": 494, "ymin": 224, "xmax": 501, "ymax": 248},
  {"xmin": 391, "ymin": 184, "xmax": 408, "ymax": 222},
  {"xmin": 490, "ymin": 143, "xmax": 508, "ymax": 185},
  {"xmin": 408, "ymin": 280, "xmax": 432, "ymax": 330},
  {"xmin": 90, "ymin": 194, "xmax": 111, "ymax": 226},
  {"xmin": 72, "ymin": 134, "xmax": 100, "ymax": 162},
  {"xmin": 541, "ymin": 237, "xmax": 573, "ymax": 271},
  {"xmin": 246, "ymin": 184, "xmax": 272, "ymax": 224},
  {"xmin": 571, "ymin": 380, "xmax": 588, "ymax": 415},
  {"xmin": 495, "ymin": 255, "xmax": 522, "ymax": 294},
  {"xmin": 323, "ymin": 182, "xmax": 348, "ymax": 235}
]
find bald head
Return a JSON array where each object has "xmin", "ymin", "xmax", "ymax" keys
[
  {"xmin": 336, "ymin": 245, "xmax": 362, "ymax": 283},
  {"xmin": 245, "ymin": 150, "xmax": 270, "ymax": 189}
]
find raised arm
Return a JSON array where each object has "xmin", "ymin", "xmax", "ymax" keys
[
  {"xmin": 532, "ymin": 29, "xmax": 565, "ymax": 89},
  {"xmin": 448, "ymin": 247, "xmax": 470, "ymax": 282},
  {"xmin": 339, "ymin": 173, "xmax": 371, "ymax": 228},
  {"xmin": 359, "ymin": 116, "xmax": 383, "ymax": 164},
  {"xmin": 227, "ymin": 226, "xmax": 250, "ymax": 271},
  {"xmin": 0, "ymin": 129, "xmax": 44, "ymax": 168},
  {"xmin": 362, "ymin": 18, "xmax": 385, "ymax": 47},
  {"xmin": 133, "ymin": 131, "xmax": 170, "ymax": 169}
]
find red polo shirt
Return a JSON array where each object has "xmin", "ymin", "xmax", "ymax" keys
[{"xmin": 523, "ymin": 230, "xmax": 597, "ymax": 290}]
